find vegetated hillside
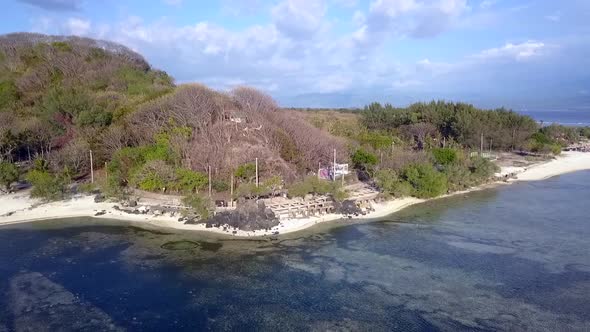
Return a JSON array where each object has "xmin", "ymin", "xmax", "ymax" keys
[
  {"xmin": 0, "ymin": 33, "xmax": 346, "ymax": 198},
  {"xmin": 0, "ymin": 33, "xmax": 174, "ymax": 162},
  {"xmin": 1, "ymin": 33, "xmax": 588, "ymax": 206}
]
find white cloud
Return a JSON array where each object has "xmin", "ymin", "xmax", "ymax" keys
[
  {"xmin": 315, "ymin": 74, "xmax": 354, "ymax": 93},
  {"xmin": 474, "ymin": 41, "xmax": 547, "ymax": 61},
  {"xmin": 271, "ymin": 0, "xmax": 327, "ymax": 39},
  {"xmin": 21, "ymin": 0, "xmax": 586, "ymax": 109},
  {"xmin": 369, "ymin": 0, "xmax": 418, "ymax": 17},
  {"xmin": 351, "ymin": 0, "xmax": 468, "ymax": 48},
  {"xmin": 66, "ymin": 17, "xmax": 91, "ymax": 35}
]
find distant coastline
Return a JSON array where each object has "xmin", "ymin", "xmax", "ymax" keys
[
  {"xmin": 518, "ymin": 110, "xmax": 590, "ymax": 127},
  {"xmin": 1, "ymin": 151, "xmax": 589, "ymax": 238}
]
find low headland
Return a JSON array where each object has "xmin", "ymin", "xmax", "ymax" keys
[
  {"xmin": 2, "ymin": 33, "xmax": 590, "ymax": 238},
  {"xmin": 2, "ymin": 151, "xmax": 589, "ymax": 238}
]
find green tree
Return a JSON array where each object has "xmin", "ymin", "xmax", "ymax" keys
[
  {"xmin": 235, "ymin": 163, "xmax": 256, "ymax": 182},
  {"xmin": 402, "ymin": 163, "xmax": 448, "ymax": 198},
  {"xmin": 358, "ymin": 132, "xmax": 393, "ymax": 150},
  {"xmin": 182, "ymin": 194, "xmax": 212, "ymax": 219},
  {"xmin": 212, "ymin": 180, "xmax": 229, "ymax": 192},
  {"xmin": 287, "ymin": 176, "xmax": 345, "ymax": 200},
  {"xmin": 469, "ymin": 157, "xmax": 499, "ymax": 179},
  {"xmin": 351, "ymin": 149, "xmax": 378, "ymax": 171},
  {"xmin": 0, "ymin": 80, "xmax": 18, "ymax": 110},
  {"xmin": 374, "ymin": 169, "xmax": 413, "ymax": 198},
  {"xmin": 0, "ymin": 162, "xmax": 19, "ymax": 191},
  {"xmin": 131, "ymin": 160, "xmax": 174, "ymax": 192},
  {"xmin": 432, "ymin": 148, "xmax": 458, "ymax": 165},
  {"xmin": 173, "ymin": 168, "xmax": 208, "ymax": 193},
  {"xmin": 26, "ymin": 169, "xmax": 68, "ymax": 201}
]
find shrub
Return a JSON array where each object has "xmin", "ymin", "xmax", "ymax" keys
[
  {"xmin": 212, "ymin": 180, "xmax": 229, "ymax": 192},
  {"xmin": 531, "ymin": 132, "xmax": 552, "ymax": 145},
  {"xmin": 78, "ymin": 182, "xmax": 97, "ymax": 194},
  {"xmin": 287, "ymin": 176, "xmax": 343, "ymax": 199},
  {"xmin": 0, "ymin": 162, "xmax": 19, "ymax": 191},
  {"xmin": 0, "ymin": 80, "xmax": 18, "ymax": 109},
  {"xmin": 51, "ymin": 41, "xmax": 73, "ymax": 52},
  {"xmin": 351, "ymin": 149, "xmax": 378, "ymax": 171},
  {"xmin": 432, "ymin": 148, "xmax": 458, "ymax": 165},
  {"xmin": 287, "ymin": 179, "xmax": 314, "ymax": 198},
  {"xmin": 131, "ymin": 160, "xmax": 174, "ymax": 192},
  {"xmin": 443, "ymin": 163, "xmax": 473, "ymax": 191},
  {"xmin": 182, "ymin": 194, "xmax": 212, "ymax": 219},
  {"xmin": 235, "ymin": 183, "xmax": 268, "ymax": 199},
  {"xmin": 402, "ymin": 163, "xmax": 448, "ymax": 198},
  {"xmin": 48, "ymin": 139, "xmax": 89, "ymax": 176},
  {"xmin": 374, "ymin": 169, "xmax": 413, "ymax": 198},
  {"xmin": 26, "ymin": 170, "xmax": 68, "ymax": 201},
  {"xmin": 357, "ymin": 132, "xmax": 393, "ymax": 150},
  {"xmin": 173, "ymin": 168, "xmax": 208, "ymax": 193},
  {"xmin": 275, "ymin": 129, "xmax": 300, "ymax": 164},
  {"xmin": 469, "ymin": 157, "xmax": 499, "ymax": 180},
  {"xmin": 235, "ymin": 163, "xmax": 256, "ymax": 182},
  {"xmin": 528, "ymin": 140, "xmax": 562, "ymax": 155}
]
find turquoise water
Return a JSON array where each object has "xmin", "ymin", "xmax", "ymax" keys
[{"xmin": 1, "ymin": 171, "xmax": 589, "ymax": 331}]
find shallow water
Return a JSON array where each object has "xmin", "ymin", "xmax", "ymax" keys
[{"xmin": 1, "ymin": 171, "xmax": 590, "ymax": 331}]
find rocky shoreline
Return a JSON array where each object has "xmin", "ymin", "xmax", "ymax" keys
[{"xmin": 1, "ymin": 152, "xmax": 589, "ymax": 238}]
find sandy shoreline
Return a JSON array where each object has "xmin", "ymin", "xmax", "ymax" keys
[{"xmin": 1, "ymin": 151, "xmax": 589, "ymax": 237}]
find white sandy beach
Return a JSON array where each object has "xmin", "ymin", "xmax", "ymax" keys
[{"xmin": 1, "ymin": 151, "xmax": 589, "ymax": 237}]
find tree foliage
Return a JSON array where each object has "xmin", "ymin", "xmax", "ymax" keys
[
  {"xmin": 374, "ymin": 169, "xmax": 413, "ymax": 198},
  {"xmin": 432, "ymin": 148, "xmax": 459, "ymax": 165},
  {"xmin": 26, "ymin": 169, "xmax": 68, "ymax": 200},
  {"xmin": 402, "ymin": 163, "xmax": 448, "ymax": 198},
  {"xmin": 0, "ymin": 161, "xmax": 18, "ymax": 190},
  {"xmin": 351, "ymin": 148, "xmax": 378, "ymax": 171},
  {"xmin": 361, "ymin": 101, "xmax": 538, "ymax": 150},
  {"xmin": 287, "ymin": 176, "xmax": 347, "ymax": 201},
  {"xmin": 235, "ymin": 163, "xmax": 256, "ymax": 182},
  {"xmin": 182, "ymin": 194, "xmax": 212, "ymax": 219}
]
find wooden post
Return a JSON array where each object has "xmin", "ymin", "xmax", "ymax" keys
[
  {"xmin": 230, "ymin": 173, "xmax": 234, "ymax": 208},
  {"xmin": 89, "ymin": 149, "xmax": 94, "ymax": 184},
  {"xmin": 255, "ymin": 158, "xmax": 259, "ymax": 188},
  {"xmin": 333, "ymin": 148, "xmax": 336, "ymax": 182},
  {"xmin": 480, "ymin": 133, "xmax": 484, "ymax": 155},
  {"xmin": 105, "ymin": 162, "xmax": 108, "ymax": 182},
  {"xmin": 318, "ymin": 162, "xmax": 321, "ymax": 179},
  {"xmin": 208, "ymin": 165, "xmax": 212, "ymax": 197}
]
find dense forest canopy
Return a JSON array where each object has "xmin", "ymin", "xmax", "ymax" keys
[
  {"xmin": 0, "ymin": 33, "xmax": 588, "ymax": 204},
  {"xmin": 360, "ymin": 101, "xmax": 539, "ymax": 151}
]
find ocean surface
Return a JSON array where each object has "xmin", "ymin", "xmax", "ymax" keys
[
  {"xmin": 1, "ymin": 171, "xmax": 589, "ymax": 331},
  {"xmin": 518, "ymin": 110, "xmax": 590, "ymax": 127}
]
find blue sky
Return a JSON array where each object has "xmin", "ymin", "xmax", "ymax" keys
[{"xmin": 2, "ymin": 0, "xmax": 590, "ymax": 110}]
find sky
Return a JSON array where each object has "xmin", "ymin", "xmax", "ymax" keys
[{"xmin": 1, "ymin": 0, "xmax": 590, "ymax": 110}]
